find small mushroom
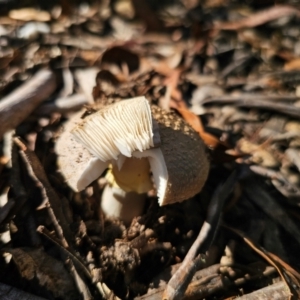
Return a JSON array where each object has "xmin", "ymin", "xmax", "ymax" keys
[{"xmin": 56, "ymin": 96, "xmax": 209, "ymax": 220}]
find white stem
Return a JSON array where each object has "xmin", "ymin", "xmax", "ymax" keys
[{"xmin": 101, "ymin": 185, "xmax": 146, "ymax": 225}]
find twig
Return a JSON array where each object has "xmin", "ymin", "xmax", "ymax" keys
[
  {"xmin": 236, "ymin": 281, "xmax": 290, "ymax": 299},
  {"xmin": 152, "ymin": 263, "xmax": 221, "ymax": 290},
  {"xmin": 214, "ymin": 5, "xmax": 300, "ymax": 30},
  {"xmin": 13, "ymin": 137, "xmax": 74, "ymax": 247},
  {"xmin": 135, "ymin": 264, "xmax": 277, "ymax": 300},
  {"xmin": 223, "ymin": 225, "xmax": 293, "ymax": 296},
  {"xmin": 202, "ymin": 94, "xmax": 298, "ymax": 104},
  {"xmin": 202, "ymin": 95, "xmax": 300, "ymax": 118},
  {"xmin": 35, "ymin": 94, "xmax": 88, "ymax": 115},
  {"xmin": 163, "ymin": 170, "xmax": 237, "ymax": 300},
  {"xmin": 67, "ymin": 259, "xmax": 93, "ymax": 300},
  {"xmin": 37, "ymin": 225, "xmax": 91, "ymax": 279},
  {"xmin": 0, "ymin": 69, "xmax": 56, "ymax": 140},
  {"xmin": 1, "ymin": 143, "xmax": 27, "ymax": 225},
  {"xmin": 37, "ymin": 225, "xmax": 120, "ymax": 300}
]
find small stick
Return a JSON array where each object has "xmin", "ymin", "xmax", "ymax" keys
[
  {"xmin": 37, "ymin": 225, "xmax": 91, "ymax": 279},
  {"xmin": 66, "ymin": 259, "xmax": 93, "ymax": 300},
  {"xmin": 135, "ymin": 264, "xmax": 276, "ymax": 300},
  {"xmin": 13, "ymin": 137, "xmax": 74, "ymax": 247},
  {"xmin": 0, "ymin": 69, "xmax": 56, "ymax": 140},
  {"xmin": 214, "ymin": 5, "xmax": 300, "ymax": 30},
  {"xmin": 236, "ymin": 281, "xmax": 290, "ymax": 300},
  {"xmin": 163, "ymin": 170, "xmax": 237, "ymax": 300},
  {"xmin": 202, "ymin": 95, "xmax": 300, "ymax": 118},
  {"xmin": 1, "ymin": 143, "xmax": 27, "ymax": 225},
  {"xmin": 35, "ymin": 94, "xmax": 88, "ymax": 115}
]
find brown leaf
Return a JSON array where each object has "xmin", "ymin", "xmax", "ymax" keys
[
  {"xmin": 284, "ymin": 58, "xmax": 300, "ymax": 71},
  {"xmin": 170, "ymin": 98, "xmax": 221, "ymax": 149}
]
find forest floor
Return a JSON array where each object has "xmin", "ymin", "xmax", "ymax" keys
[{"xmin": 1, "ymin": 0, "xmax": 300, "ymax": 299}]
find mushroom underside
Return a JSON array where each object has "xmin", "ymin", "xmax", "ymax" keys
[{"xmin": 77, "ymin": 149, "xmax": 169, "ymax": 206}]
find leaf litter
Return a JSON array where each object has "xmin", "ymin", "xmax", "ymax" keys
[{"xmin": 1, "ymin": 0, "xmax": 300, "ymax": 299}]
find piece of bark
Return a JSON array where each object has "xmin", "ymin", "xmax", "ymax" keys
[
  {"xmin": 236, "ymin": 281, "xmax": 290, "ymax": 300},
  {"xmin": 0, "ymin": 69, "xmax": 56, "ymax": 140}
]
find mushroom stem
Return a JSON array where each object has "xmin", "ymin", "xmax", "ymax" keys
[{"xmin": 101, "ymin": 184, "xmax": 146, "ymax": 225}]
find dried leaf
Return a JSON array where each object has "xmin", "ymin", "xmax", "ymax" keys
[
  {"xmin": 170, "ymin": 98, "xmax": 222, "ymax": 149},
  {"xmin": 284, "ymin": 58, "xmax": 300, "ymax": 71}
]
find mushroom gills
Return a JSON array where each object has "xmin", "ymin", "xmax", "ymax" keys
[{"xmin": 71, "ymin": 97, "xmax": 155, "ymax": 161}]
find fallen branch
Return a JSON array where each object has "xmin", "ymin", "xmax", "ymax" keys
[{"xmin": 0, "ymin": 69, "xmax": 56, "ymax": 140}]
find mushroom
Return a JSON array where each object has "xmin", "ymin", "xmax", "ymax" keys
[{"xmin": 56, "ymin": 96, "xmax": 209, "ymax": 221}]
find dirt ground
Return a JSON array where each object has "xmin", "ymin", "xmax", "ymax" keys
[{"xmin": 1, "ymin": 0, "xmax": 300, "ymax": 299}]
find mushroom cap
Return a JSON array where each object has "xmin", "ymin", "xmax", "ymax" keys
[
  {"xmin": 150, "ymin": 105, "xmax": 209, "ymax": 205},
  {"xmin": 56, "ymin": 97, "xmax": 209, "ymax": 206},
  {"xmin": 55, "ymin": 110, "xmax": 108, "ymax": 191}
]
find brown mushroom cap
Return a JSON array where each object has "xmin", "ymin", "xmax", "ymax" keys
[
  {"xmin": 150, "ymin": 105, "xmax": 209, "ymax": 205},
  {"xmin": 56, "ymin": 97, "xmax": 209, "ymax": 206}
]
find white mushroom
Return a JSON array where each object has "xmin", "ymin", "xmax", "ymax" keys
[
  {"xmin": 56, "ymin": 96, "xmax": 209, "ymax": 221},
  {"xmin": 101, "ymin": 168, "xmax": 147, "ymax": 224}
]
